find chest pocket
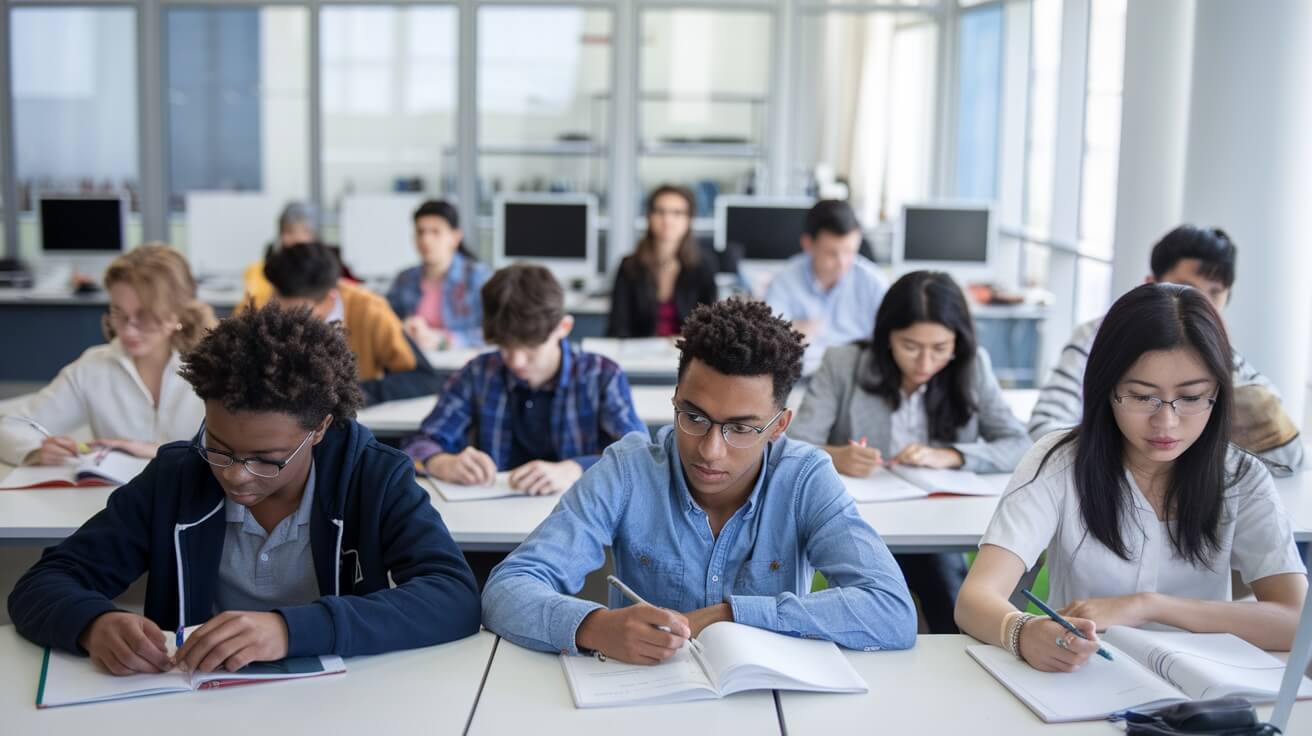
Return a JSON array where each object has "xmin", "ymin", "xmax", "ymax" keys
[
  {"xmin": 733, "ymin": 556, "xmax": 794, "ymax": 598},
  {"xmin": 622, "ymin": 546, "xmax": 687, "ymax": 612}
]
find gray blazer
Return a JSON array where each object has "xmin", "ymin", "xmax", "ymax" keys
[{"xmin": 789, "ymin": 343, "xmax": 1032, "ymax": 473}]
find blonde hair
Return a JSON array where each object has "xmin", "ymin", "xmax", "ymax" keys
[{"xmin": 102, "ymin": 243, "xmax": 217, "ymax": 353}]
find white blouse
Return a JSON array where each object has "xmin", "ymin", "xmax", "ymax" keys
[
  {"xmin": 0, "ymin": 340, "xmax": 204, "ymax": 465},
  {"xmin": 981, "ymin": 432, "xmax": 1305, "ymax": 612}
]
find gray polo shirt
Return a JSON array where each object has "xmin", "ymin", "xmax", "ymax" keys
[{"xmin": 213, "ymin": 462, "xmax": 321, "ymax": 614}]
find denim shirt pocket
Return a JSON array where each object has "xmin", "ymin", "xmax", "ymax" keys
[
  {"xmin": 732, "ymin": 556, "xmax": 795, "ymax": 598},
  {"xmin": 621, "ymin": 546, "xmax": 688, "ymax": 612}
]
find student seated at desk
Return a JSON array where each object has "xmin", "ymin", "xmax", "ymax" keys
[
  {"xmin": 955, "ymin": 283, "xmax": 1307, "ymax": 672},
  {"xmin": 404, "ymin": 264, "xmax": 646, "ymax": 495},
  {"xmin": 605, "ymin": 184, "xmax": 718, "ymax": 338},
  {"xmin": 481, "ymin": 299, "xmax": 917, "ymax": 662},
  {"xmin": 764, "ymin": 199, "xmax": 889, "ymax": 373},
  {"xmin": 789, "ymin": 271, "xmax": 1031, "ymax": 634},
  {"xmin": 386, "ymin": 199, "xmax": 491, "ymax": 351},
  {"xmin": 7, "ymin": 305, "xmax": 480, "ymax": 674},
  {"xmin": 1029, "ymin": 225, "xmax": 1304, "ymax": 473},
  {"xmin": 0, "ymin": 245, "xmax": 216, "ymax": 465},
  {"xmin": 265, "ymin": 242, "xmax": 440, "ymax": 404},
  {"xmin": 239, "ymin": 202, "xmax": 359, "ymax": 311}
]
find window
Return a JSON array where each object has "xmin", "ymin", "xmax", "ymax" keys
[
  {"xmin": 321, "ymin": 5, "xmax": 457, "ymax": 212},
  {"xmin": 12, "ymin": 7, "xmax": 139, "ymax": 254},
  {"xmin": 1022, "ymin": 0, "xmax": 1062, "ymax": 234},
  {"xmin": 165, "ymin": 6, "xmax": 311, "ymax": 222},
  {"xmin": 1078, "ymin": 0, "xmax": 1126, "ymax": 259},
  {"xmin": 956, "ymin": 4, "xmax": 1004, "ymax": 200}
]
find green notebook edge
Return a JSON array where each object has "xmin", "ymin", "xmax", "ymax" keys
[{"xmin": 36, "ymin": 647, "xmax": 51, "ymax": 708}]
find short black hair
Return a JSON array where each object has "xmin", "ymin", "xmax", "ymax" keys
[
  {"xmin": 264, "ymin": 242, "xmax": 340, "ymax": 300},
  {"xmin": 804, "ymin": 199, "xmax": 861, "ymax": 239},
  {"xmin": 1149, "ymin": 225, "xmax": 1237, "ymax": 289},
  {"xmin": 413, "ymin": 199, "xmax": 460, "ymax": 229},
  {"xmin": 180, "ymin": 304, "xmax": 363, "ymax": 429},
  {"xmin": 676, "ymin": 299, "xmax": 804, "ymax": 407},
  {"xmin": 482, "ymin": 264, "xmax": 565, "ymax": 346}
]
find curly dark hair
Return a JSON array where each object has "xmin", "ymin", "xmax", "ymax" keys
[
  {"xmin": 180, "ymin": 304, "xmax": 363, "ymax": 429},
  {"xmin": 676, "ymin": 298, "xmax": 805, "ymax": 407}
]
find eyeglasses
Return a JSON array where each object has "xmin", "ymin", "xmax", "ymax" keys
[
  {"xmin": 106, "ymin": 308, "xmax": 164, "ymax": 333},
  {"xmin": 194, "ymin": 421, "xmax": 316, "ymax": 478},
  {"xmin": 673, "ymin": 403, "xmax": 785, "ymax": 449},
  {"xmin": 650, "ymin": 207, "xmax": 690, "ymax": 218},
  {"xmin": 1112, "ymin": 393, "xmax": 1216, "ymax": 417}
]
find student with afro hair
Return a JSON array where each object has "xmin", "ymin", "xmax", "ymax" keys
[
  {"xmin": 9, "ymin": 305, "xmax": 479, "ymax": 676},
  {"xmin": 482, "ymin": 298, "xmax": 916, "ymax": 664}
]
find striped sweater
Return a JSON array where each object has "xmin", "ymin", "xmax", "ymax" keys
[{"xmin": 1028, "ymin": 317, "xmax": 1304, "ymax": 474}]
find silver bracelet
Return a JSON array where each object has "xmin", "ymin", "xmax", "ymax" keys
[{"xmin": 1008, "ymin": 613, "xmax": 1036, "ymax": 658}]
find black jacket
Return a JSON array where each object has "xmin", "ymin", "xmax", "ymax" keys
[{"xmin": 605, "ymin": 256, "xmax": 718, "ymax": 337}]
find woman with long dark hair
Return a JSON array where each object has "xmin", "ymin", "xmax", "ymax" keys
[
  {"xmin": 605, "ymin": 185, "xmax": 718, "ymax": 337},
  {"xmin": 955, "ymin": 283, "xmax": 1307, "ymax": 672},
  {"xmin": 791, "ymin": 270, "xmax": 1030, "ymax": 632}
]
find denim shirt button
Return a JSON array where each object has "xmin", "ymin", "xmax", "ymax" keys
[{"xmin": 711, "ymin": 575, "xmax": 719, "ymax": 582}]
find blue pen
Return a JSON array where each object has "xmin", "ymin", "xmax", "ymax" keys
[
  {"xmin": 175, "ymin": 626, "xmax": 184, "ymax": 651},
  {"xmin": 1022, "ymin": 589, "xmax": 1114, "ymax": 661}
]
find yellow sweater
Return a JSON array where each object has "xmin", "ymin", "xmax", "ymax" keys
[{"xmin": 238, "ymin": 261, "xmax": 414, "ymax": 381}]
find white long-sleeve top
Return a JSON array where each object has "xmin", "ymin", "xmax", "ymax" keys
[{"xmin": 0, "ymin": 340, "xmax": 203, "ymax": 465}]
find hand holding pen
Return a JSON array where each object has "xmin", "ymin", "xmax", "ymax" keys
[
  {"xmin": 2, "ymin": 415, "xmax": 93, "ymax": 465},
  {"xmin": 832, "ymin": 435, "xmax": 884, "ymax": 477},
  {"xmin": 1020, "ymin": 589, "xmax": 1113, "ymax": 671},
  {"xmin": 573, "ymin": 575, "xmax": 694, "ymax": 665}
]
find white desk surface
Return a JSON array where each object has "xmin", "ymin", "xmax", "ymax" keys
[
  {"xmin": 422, "ymin": 337, "xmax": 681, "ymax": 381},
  {"xmin": 778, "ymin": 634, "xmax": 1312, "ymax": 735},
  {"xmin": 467, "ymin": 638, "xmax": 781, "ymax": 735},
  {"xmin": 5, "ymin": 449, "xmax": 1311, "ymax": 553},
  {"xmin": 0, "ymin": 625, "xmax": 496, "ymax": 734}
]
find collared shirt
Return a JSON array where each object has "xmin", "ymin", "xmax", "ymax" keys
[
  {"xmin": 481, "ymin": 428, "xmax": 918, "ymax": 654},
  {"xmin": 888, "ymin": 384, "xmax": 930, "ymax": 453},
  {"xmin": 982, "ymin": 432, "xmax": 1306, "ymax": 616},
  {"xmin": 213, "ymin": 462, "xmax": 321, "ymax": 614},
  {"xmin": 402, "ymin": 340, "xmax": 646, "ymax": 471},
  {"xmin": 764, "ymin": 254, "xmax": 889, "ymax": 373},
  {"xmin": 385, "ymin": 252, "xmax": 492, "ymax": 348},
  {"xmin": 325, "ymin": 291, "xmax": 345, "ymax": 325},
  {"xmin": 509, "ymin": 384, "xmax": 557, "ymax": 467}
]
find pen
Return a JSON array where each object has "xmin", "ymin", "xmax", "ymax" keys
[
  {"xmin": 606, "ymin": 574, "xmax": 703, "ymax": 654},
  {"xmin": 2, "ymin": 415, "xmax": 93, "ymax": 454},
  {"xmin": 1022, "ymin": 589, "xmax": 1114, "ymax": 661},
  {"xmin": 175, "ymin": 626, "xmax": 185, "ymax": 651}
]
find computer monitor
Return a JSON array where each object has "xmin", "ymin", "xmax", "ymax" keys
[
  {"xmin": 38, "ymin": 194, "xmax": 127, "ymax": 257},
  {"xmin": 493, "ymin": 193, "xmax": 597, "ymax": 286},
  {"xmin": 714, "ymin": 196, "xmax": 813, "ymax": 267},
  {"xmin": 895, "ymin": 203, "xmax": 994, "ymax": 280}
]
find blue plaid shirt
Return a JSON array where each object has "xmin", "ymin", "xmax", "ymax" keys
[
  {"xmin": 403, "ymin": 340, "xmax": 645, "ymax": 470},
  {"xmin": 385, "ymin": 251, "xmax": 492, "ymax": 348}
]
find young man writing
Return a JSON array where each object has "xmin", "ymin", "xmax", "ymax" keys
[
  {"xmin": 403, "ymin": 263, "xmax": 646, "ymax": 496},
  {"xmin": 8, "ymin": 305, "xmax": 480, "ymax": 674},
  {"xmin": 481, "ymin": 299, "xmax": 917, "ymax": 662},
  {"xmin": 1029, "ymin": 225, "xmax": 1303, "ymax": 473},
  {"xmin": 764, "ymin": 199, "xmax": 888, "ymax": 373}
]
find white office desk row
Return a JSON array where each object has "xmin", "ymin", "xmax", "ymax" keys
[
  {"xmin": 5, "ymin": 458, "xmax": 1311, "ymax": 555},
  {"xmin": 3, "ymin": 626, "xmax": 1306, "ymax": 735}
]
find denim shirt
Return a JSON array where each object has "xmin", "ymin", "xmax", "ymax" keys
[
  {"xmin": 385, "ymin": 251, "xmax": 491, "ymax": 348},
  {"xmin": 764, "ymin": 253, "xmax": 889, "ymax": 373},
  {"xmin": 481, "ymin": 427, "xmax": 917, "ymax": 654}
]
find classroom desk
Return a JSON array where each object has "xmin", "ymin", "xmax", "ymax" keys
[
  {"xmin": 0, "ymin": 625, "xmax": 497, "ymax": 733},
  {"xmin": 777, "ymin": 634, "xmax": 1312, "ymax": 735},
  {"xmin": 422, "ymin": 338, "xmax": 681, "ymax": 386},
  {"xmin": 467, "ymin": 638, "xmax": 782, "ymax": 736},
  {"xmin": 6, "ymin": 450, "xmax": 1312, "ymax": 554}
]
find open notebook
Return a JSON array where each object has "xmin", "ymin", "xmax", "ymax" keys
[
  {"xmin": 35, "ymin": 625, "xmax": 346, "ymax": 708},
  {"xmin": 0, "ymin": 450, "xmax": 149, "ymax": 490},
  {"xmin": 843, "ymin": 465, "xmax": 998, "ymax": 503},
  {"xmin": 426, "ymin": 472, "xmax": 521, "ymax": 502},
  {"xmin": 561, "ymin": 621, "xmax": 866, "ymax": 708},
  {"xmin": 968, "ymin": 626, "xmax": 1312, "ymax": 723}
]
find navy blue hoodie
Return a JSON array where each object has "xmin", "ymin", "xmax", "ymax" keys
[{"xmin": 8, "ymin": 420, "xmax": 481, "ymax": 658}]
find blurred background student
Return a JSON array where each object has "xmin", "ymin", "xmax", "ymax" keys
[{"xmin": 387, "ymin": 200, "xmax": 491, "ymax": 351}]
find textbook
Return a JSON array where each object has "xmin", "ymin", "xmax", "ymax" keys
[
  {"xmin": 968, "ymin": 626, "xmax": 1312, "ymax": 723},
  {"xmin": 0, "ymin": 450, "xmax": 149, "ymax": 490},
  {"xmin": 427, "ymin": 472, "xmax": 521, "ymax": 502},
  {"xmin": 560, "ymin": 621, "xmax": 866, "ymax": 708},
  {"xmin": 842, "ymin": 465, "xmax": 998, "ymax": 503},
  {"xmin": 35, "ymin": 626, "xmax": 346, "ymax": 709}
]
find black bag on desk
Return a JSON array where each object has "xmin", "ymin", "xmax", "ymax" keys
[{"xmin": 1118, "ymin": 697, "xmax": 1281, "ymax": 735}]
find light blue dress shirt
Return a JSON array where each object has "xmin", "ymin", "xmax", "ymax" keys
[
  {"xmin": 764, "ymin": 253, "xmax": 889, "ymax": 373},
  {"xmin": 481, "ymin": 427, "xmax": 917, "ymax": 654}
]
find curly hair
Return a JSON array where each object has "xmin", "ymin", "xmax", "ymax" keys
[
  {"xmin": 179, "ymin": 304, "xmax": 363, "ymax": 429},
  {"xmin": 676, "ymin": 298, "xmax": 805, "ymax": 407}
]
